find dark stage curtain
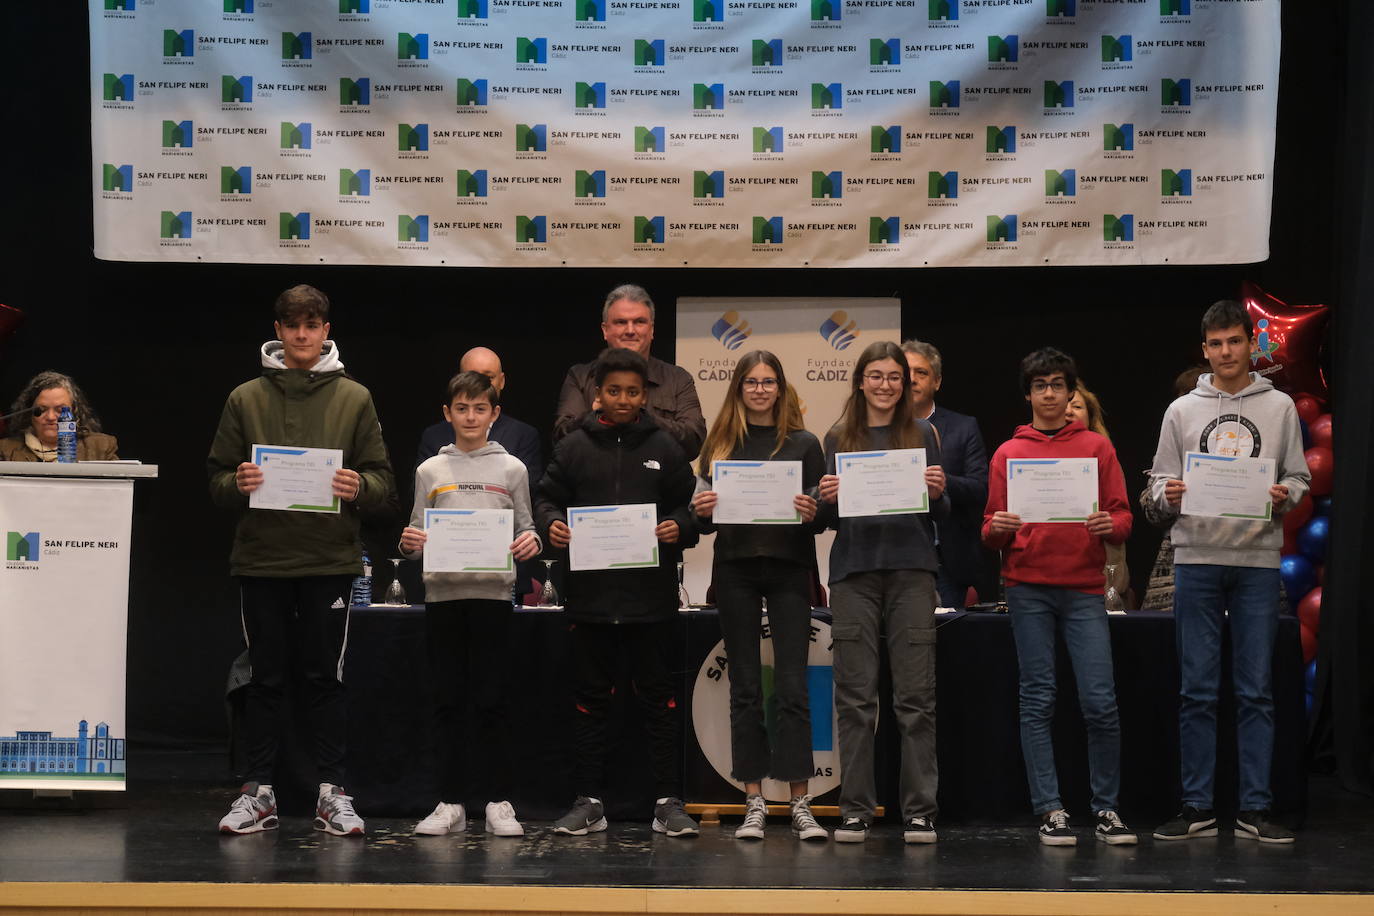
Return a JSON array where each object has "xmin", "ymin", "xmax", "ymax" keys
[{"xmin": 1309, "ymin": 0, "xmax": 1374, "ymax": 797}]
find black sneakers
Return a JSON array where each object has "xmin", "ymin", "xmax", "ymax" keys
[
  {"xmin": 1094, "ymin": 810, "xmax": 1138, "ymax": 845},
  {"xmin": 833, "ymin": 817, "xmax": 869, "ymax": 843},
  {"xmin": 1038, "ymin": 809, "xmax": 1076, "ymax": 846},
  {"xmin": 1235, "ymin": 810, "xmax": 1296, "ymax": 844},
  {"xmin": 1152, "ymin": 805, "xmax": 1218, "ymax": 841}
]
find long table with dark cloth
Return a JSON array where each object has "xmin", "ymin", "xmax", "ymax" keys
[{"xmin": 249, "ymin": 607, "xmax": 1306, "ymax": 823}]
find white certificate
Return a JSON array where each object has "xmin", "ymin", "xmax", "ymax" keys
[
  {"xmin": 712, "ymin": 460, "xmax": 802, "ymax": 525},
  {"xmin": 1006, "ymin": 457, "xmax": 1098, "ymax": 523},
  {"xmin": 567, "ymin": 503, "xmax": 659, "ymax": 571},
  {"xmin": 423, "ymin": 508, "xmax": 514, "ymax": 573},
  {"xmin": 1181, "ymin": 452, "xmax": 1275, "ymax": 520},
  {"xmin": 248, "ymin": 444, "xmax": 342, "ymax": 513},
  {"xmin": 836, "ymin": 448, "xmax": 928, "ymax": 518}
]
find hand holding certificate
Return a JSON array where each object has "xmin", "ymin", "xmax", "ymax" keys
[
  {"xmin": 1181, "ymin": 451, "xmax": 1275, "ymax": 520},
  {"xmin": 248, "ymin": 444, "xmax": 342, "ymax": 513},
  {"xmin": 1006, "ymin": 458, "xmax": 1098, "ymax": 522},
  {"xmin": 423, "ymin": 508, "xmax": 514, "ymax": 573},
  {"xmin": 568, "ymin": 503, "xmax": 660, "ymax": 571},
  {"xmin": 711, "ymin": 460, "xmax": 802, "ymax": 524},
  {"xmin": 836, "ymin": 448, "xmax": 928, "ymax": 517}
]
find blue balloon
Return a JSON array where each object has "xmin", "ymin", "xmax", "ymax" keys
[
  {"xmin": 1280, "ymin": 554, "xmax": 1317, "ymax": 601},
  {"xmin": 1298, "ymin": 516, "xmax": 1330, "ymax": 563},
  {"xmin": 1306, "ymin": 692, "xmax": 1313, "ymax": 718},
  {"xmin": 1299, "ymin": 418, "xmax": 1312, "ymax": 450},
  {"xmin": 1306, "ymin": 660, "xmax": 1318, "ymax": 719},
  {"xmin": 1314, "ymin": 496, "xmax": 1333, "ymax": 518}
]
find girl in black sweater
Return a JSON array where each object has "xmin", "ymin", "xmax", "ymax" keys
[{"xmin": 691, "ymin": 350, "xmax": 827, "ymax": 841}]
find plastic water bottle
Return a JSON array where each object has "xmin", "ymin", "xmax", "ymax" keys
[
  {"xmin": 56, "ymin": 407, "xmax": 77, "ymax": 463},
  {"xmin": 351, "ymin": 553, "xmax": 373, "ymax": 607}
]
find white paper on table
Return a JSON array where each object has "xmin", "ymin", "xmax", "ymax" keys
[
  {"xmin": 567, "ymin": 503, "xmax": 660, "ymax": 571},
  {"xmin": 835, "ymin": 448, "xmax": 928, "ymax": 518},
  {"xmin": 1006, "ymin": 457, "xmax": 1098, "ymax": 522},
  {"xmin": 712, "ymin": 460, "xmax": 802, "ymax": 525},
  {"xmin": 423, "ymin": 508, "xmax": 514, "ymax": 573},
  {"xmin": 1180, "ymin": 451, "xmax": 1274, "ymax": 521},
  {"xmin": 248, "ymin": 444, "xmax": 342, "ymax": 513}
]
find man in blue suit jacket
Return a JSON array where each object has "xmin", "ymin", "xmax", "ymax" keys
[
  {"xmin": 904, "ymin": 340, "xmax": 992, "ymax": 607},
  {"xmin": 415, "ymin": 347, "xmax": 542, "ymax": 485}
]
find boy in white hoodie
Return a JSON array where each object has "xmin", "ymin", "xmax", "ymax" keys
[
  {"xmin": 400, "ymin": 371, "xmax": 542, "ymax": 837},
  {"xmin": 1148, "ymin": 299, "xmax": 1310, "ymax": 845}
]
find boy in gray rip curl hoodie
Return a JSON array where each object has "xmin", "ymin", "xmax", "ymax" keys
[
  {"xmin": 1147, "ymin": 299, "xmax": 1310, "ymax": 845},
  {"xmin": 400, "ymin": 371, "xmax": 542, "ymax": 839}
]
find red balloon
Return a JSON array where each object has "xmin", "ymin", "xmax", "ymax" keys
[
  {"xmin": 1294, "ymin": 396, "xmax": 1322, "ymax": 425},
  {"xmin": 1297, "ymin": 586, "xmax": 1322, "ymax": 633},
  {"xmin": 1242, "ymin": 282, "xmax": 1330, "ymax": 401},
  {"xmin": 1304, "ymin": 446, "xmax": 1334, "ymax": 497},
  {"xmin": 1309, "ymin": 413, "xmax": 1333, "ymax": 450},
  {"xmin": 1283, "ymin": 493, "xmax": 1313, "ymax": 536},
  {"xmin": 1300, "ymin": 624, "xmax": 1318, "ymax": 665}
]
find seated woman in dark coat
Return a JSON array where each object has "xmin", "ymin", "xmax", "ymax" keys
[{"xmin": 0, "ymin": 370, "xmax": 118, "ymax": 462}]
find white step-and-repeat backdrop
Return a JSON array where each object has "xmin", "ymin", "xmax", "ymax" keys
[{"xmin": 91, "ymin": 0, "xmax": 1278, "ymax": 267}]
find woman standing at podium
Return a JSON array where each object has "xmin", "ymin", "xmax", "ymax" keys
[
  {"xmin": 690, "ymin": 350, "xmax": 828, "ymax": 841},
  {"xmin": 1, "ymin": 370, "xmax": 118, "ymax": 462}
]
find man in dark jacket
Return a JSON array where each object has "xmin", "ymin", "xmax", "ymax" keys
[
  {"xmin": 536, "ymin": 348, "xmax": 700, "ymax": 838},
  {"xmin": 552, "ymin": 284, "xmax": 706, "ymax": 457},
  {"xmin": 207, "ymin": 284, "xmax": 396, "ymax": 838},
  {"xmin": 903, "ymin": 339, "xmax": 992, "ymax": 607}
]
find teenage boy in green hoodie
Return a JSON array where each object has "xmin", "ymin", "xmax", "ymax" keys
[
  {"xmin": 1148, "ymin": 300, "xmax": 1310, "ymax": 845},
  {"xmin": 208, "ymin": 284, "xmax": 396, "ymax": 837},
  {"xmin": 536, "ymin": 348, "xmax": 700, "ymax": 838}
]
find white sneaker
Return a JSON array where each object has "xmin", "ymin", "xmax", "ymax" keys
[
  {"xmin": 415, "ymin": 801, "xmax": 466, "ymax": 836},
  {"xmin": 314, "ymin": 783, "xmax": 365, "ymax": 836},
  {"xmin": 218, "ymin": 782, "xmax": 278, "ymax": 834},
  {"xmin": 485, "ymin": 800, "xmax": 525, "ymax": 837}
]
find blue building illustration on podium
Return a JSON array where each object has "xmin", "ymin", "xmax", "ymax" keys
[{"xmin": 0, "ymin": 720, "xmax": 125, "ymax": 776}]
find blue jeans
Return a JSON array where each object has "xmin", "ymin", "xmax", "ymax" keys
[
  {"xmin": 1173, "ymin": 563, "xmax": 1281, "ymax": 812},
  {"xmin": 1007, "ymin": 584, "xmax": 1121, "ymax": 816}
]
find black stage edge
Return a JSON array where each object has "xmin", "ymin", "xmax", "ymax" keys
[{"xmin": 1, "ymin": 751, "xmax": 1371, "ymax": 897}]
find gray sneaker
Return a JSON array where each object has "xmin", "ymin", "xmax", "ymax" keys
[
  {"xmin": 314, "ymin": 783, "xmax": 365, "ymax": 836},
  {"xmin": 553, "ymin": 796, "xmax": 607, "ymax": 836},
  {"xmin": 790, "ymin": 795, "xmax": 828, "ymax": 841},
  {"xmin": 735, "ymin": 794, "xmax": 767, "ymax": 840},
  {"xmin": 652, "ymin": 796, "xmax": 699, "ymax": 837}
]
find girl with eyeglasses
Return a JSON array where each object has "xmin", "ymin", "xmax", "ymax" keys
[
  {"xmin": 1, "ymin": 370, "xmax": 118, "ymax": 462},
  {"xmin": 815, "ymin": 340, "xmax": 949, "ymax": 845},
  {"xmin": 691, "ymin": 350, "xmax": 827, "ymax": 841}
]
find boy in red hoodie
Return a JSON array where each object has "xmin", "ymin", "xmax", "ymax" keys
[{"xmin": 982, "ymin": 348, "xmax": 1134, "ymax": 847}]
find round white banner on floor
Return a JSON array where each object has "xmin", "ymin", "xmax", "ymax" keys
[{"xmin": 691, "ymin": 615, "xmax": 850, "ymax": 803}]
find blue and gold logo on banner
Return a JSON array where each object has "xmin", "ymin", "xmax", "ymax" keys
[
  {"xmin": 819, "ymin": 311, "xmax": 859, "ymax": 350},
  {"xmin": 711, "ymin": 311, "xmax": 753, "ymax": 349}
]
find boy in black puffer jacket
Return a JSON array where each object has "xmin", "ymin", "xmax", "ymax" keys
[{"xmin": 536, "ymin": 348, "xmax": 699, "ymax": 838}]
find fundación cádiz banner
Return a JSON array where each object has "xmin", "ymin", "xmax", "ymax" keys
[{"xmin": 90, "ymin": 0, "xmax": 1279, "ymax": 268}]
